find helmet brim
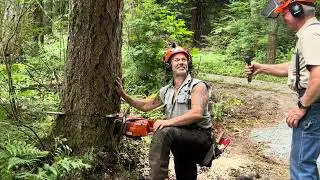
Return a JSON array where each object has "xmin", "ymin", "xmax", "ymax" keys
[
  {"xmin": 261, "ymin": 0, "xmax": 316, "ymax": 18},
  {"xmin": 167, "ymin": 52, "xmax": 190, "ymax": 63},
  {"xmin": 261, "ymin": 0, "xmax": 284, "ymax": 18}
]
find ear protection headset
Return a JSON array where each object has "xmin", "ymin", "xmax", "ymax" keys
[{"xmin": 289, "ymin": 2, "xmax": 304, "ymax": 17}]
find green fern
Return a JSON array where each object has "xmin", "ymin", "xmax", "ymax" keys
[
  {"xmin": 15, "ymin": 158, "xmax": 91, "ymax": 179},
  {"xmin": 0, "ymin": 140, "xmax": 49, "ymax": 179},
  {"xmin": 15, "ymin": 169, "xmax": 52, "ymax": 180},
  {"xmin": 2, "ymin": 140, "xmax": 48, "ymax": 159},
  {"xmin": 54, "ymin": 157, "xmax": 91, "ymax": 173},
  {"xmin": 0, "ymin": 139, "xmax": 91, "ymax": 180}
]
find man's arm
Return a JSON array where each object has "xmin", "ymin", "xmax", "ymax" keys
[
  {"xmin": 115, "ymin": 78, "xmax": 163, "ymax": 112},
  {"xmin": 300, "ymin": 65, "xmax": 320, "ymax": 106},
  {"xmin": 245, "ymin": 63, "xmax": 289, "ymax": 77},
  {"xmin": 153, "ymin": 82, "xmax": 208, "ymax": 130}
]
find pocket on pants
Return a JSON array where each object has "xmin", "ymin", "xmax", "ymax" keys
[{"xmin": 302, "ymin": 107, "xmax": 320, "ymax": 138}]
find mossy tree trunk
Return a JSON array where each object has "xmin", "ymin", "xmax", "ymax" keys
[{"xmin": 54, "ymin": 0, "xmax": 123, "ymax": 154}]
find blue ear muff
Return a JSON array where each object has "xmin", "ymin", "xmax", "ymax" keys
[{"xmin": 289, "ymin": 2, "xmax": 304, "ymax": 17}]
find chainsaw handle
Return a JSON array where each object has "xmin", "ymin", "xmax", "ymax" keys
[{"xmin": 245, "ymin": 55, "xmax": 253, "ymax": 83}]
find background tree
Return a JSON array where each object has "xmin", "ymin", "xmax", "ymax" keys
[
  {"xmin": 53, "ymin": 0, "xmax": 124, "ymax": 154},
  {"xmin": 0, "ymin": 1, "xmax": 3, "ymax": 43},
  {"xmin": 33, "ymin": 0, "xmax": 45, "ymax": 44},
  {"xmin": 267, "ymin": 18, "xmax": 280, "ymax": 64},
  {"xmin": 191, "ymin": 0, "xmax": 204, "ymax": 46},
  {"xmin": 156, "ymin": 0, "xmax": 226, "ymax": 47}
]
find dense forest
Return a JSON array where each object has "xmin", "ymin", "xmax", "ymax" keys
[{"xmin": 0, "ymin": 0, "xmax": 318, "ymax": 179}]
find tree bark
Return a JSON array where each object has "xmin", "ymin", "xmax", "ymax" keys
[
  {"xmin": 267, "ymin": 18, "xmax": 279, "ymax": 64},
  {"xmin": 191, "ymin": 0, "xmax": 204, "ymax": 47},
  {"xmin": 53, "ymin": 0, "xmax": 123, "ymax": 154},
  {"xmin": 44, "ymin": 0, "xmax": 53, "ymax": 35},
  {"xmin": 33, "ymin": 0, "xmax": 45, "ymax": 44},
  {"xmin": 0, "ymin": 0, "xmax": 3, "ymax": 43}
]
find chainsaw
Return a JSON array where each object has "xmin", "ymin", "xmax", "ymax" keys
[{"xmin": 108, "ymin": 110, "xmax": 155, "ymax": 140}]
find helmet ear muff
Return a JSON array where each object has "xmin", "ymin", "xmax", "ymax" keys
[
  {"xmin": 188, "ymin": 60, "xmax": 193, "ymax": 72},
  {"xmin": 165, "ymin": 62, "xmax": 172, "ymax": 71},
  {"xmin": 289, "ymin": 2, "xmax": 304, "ymax": 17}
]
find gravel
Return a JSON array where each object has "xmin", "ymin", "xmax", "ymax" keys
[{"xmin": 250, "ymin": 121, "xmax": 320, "ymax": 166}]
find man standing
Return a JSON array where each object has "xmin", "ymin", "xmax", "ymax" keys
[
  {"xmin": 116, "ymin": 44, "xmax": 212, "ymax": 180},
  {"xmin": 246, "ymin": 0, "xmax": 320, "ymax": 179}
]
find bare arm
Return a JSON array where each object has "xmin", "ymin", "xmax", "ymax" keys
[
  {"xmin": 301, "ymin": 65, "xmax": 320, "ymax": 106},
  {"xmin": 115, "ymin": 78, "xmax": 162, "ymax": 112},
  {"xmin": 245, "ymin": 63, "xmax": 289, "ymax": 77},
  {"xmin": 166, "ymin": 82, "xmax": 208, "ymax": 126}
]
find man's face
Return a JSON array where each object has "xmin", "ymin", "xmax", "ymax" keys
[
  {"xmin": 170, "ymin": 53, "xmax": 189, "ymax": 76},
  {"xmin": 282, "ymin": 8, "xmax": 299, "ymax": 31}
]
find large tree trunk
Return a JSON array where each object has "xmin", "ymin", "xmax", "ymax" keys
[
  {"xmin": 54, "ymin": 0, "xmax": 123, "ymax": 154},
  {"xmin": 191, "ymin": 0, "xmax": 204, "ymax": 47},
  {"xmin": 267, "ymin": 18, "xmax": 279, "ymax": 64},
  {"xmin": 0, "ymin": 1, "xmax": 3, "ymax": 43}
]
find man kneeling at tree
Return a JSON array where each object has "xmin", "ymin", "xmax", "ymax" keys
[{"xmin": 116, "ymin": 44, "xmax": 212, "ymax": 180}]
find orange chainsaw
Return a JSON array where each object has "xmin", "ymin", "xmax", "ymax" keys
[{"xmin": 109, "ymin": 112, "xmax": 155, "ymax": 140}]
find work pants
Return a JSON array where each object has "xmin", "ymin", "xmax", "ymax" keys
[
  {"xmin": 290, "ymin": 90, "xmax": 320, "ymax": 180},
  {"xmin": 148, "ymin": 126, "xmax": 211, "ymax": 180}
]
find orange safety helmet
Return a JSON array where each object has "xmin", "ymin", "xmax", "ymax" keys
[
  {"xmin": 261, "ymin": 0, "xmax": 316, "ymax": 18},
  {"xmin": 164, "ymin": 43, "xmax": 191, "ymax": 64}
]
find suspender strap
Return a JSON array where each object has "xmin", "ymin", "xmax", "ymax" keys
[
  {"xmin": 187, "ymin": 78, "xmax": 194, "ymax": 109},
  {"xmin": 295, "ymin": 50, "xmax": 300, "ymax": 93}
]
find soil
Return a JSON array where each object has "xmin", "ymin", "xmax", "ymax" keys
[{"xmin": 166, "ymin": 78, "xmax": 297, "ymax": 180}]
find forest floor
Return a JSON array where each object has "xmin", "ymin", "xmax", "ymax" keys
[{"xmin": 167, "ymin": 74, "xmax": 297, "ymax": 180}]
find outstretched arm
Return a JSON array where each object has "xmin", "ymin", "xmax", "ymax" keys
[
  {"xmin": 153, "ymin": 82, "xmax": 209, "ymax": 130},
  {"xmin": 115, "ymin": 78, "xmax": 163, "ymax": 112},
  {"xmin": 245, "ymin": 63, "xmax": 289, "ymax": 77}
]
